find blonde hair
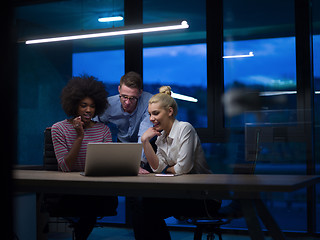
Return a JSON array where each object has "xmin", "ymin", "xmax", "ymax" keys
[{"xmin": 149, "ymin": 86, "xmax": 178, "ymax": 117}]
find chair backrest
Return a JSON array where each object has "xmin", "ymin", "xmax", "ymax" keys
[
  {"xmin": 232, "ymin": 128, "xmax": 260, "ymax": 175},
  {"xmin": 43, "ymin": 127, "xmax": 59, "ymax": 171}
]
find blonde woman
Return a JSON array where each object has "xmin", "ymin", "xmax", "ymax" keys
[
  {"xmin": 141, "ymin": 86, "xmax": 212, "ymax": 175},
  {"xmin": 133, "ymin": 86, "xmax": 220, "ymax": 240}
]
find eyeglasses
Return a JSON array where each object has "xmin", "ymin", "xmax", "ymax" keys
[{"xmin": 119, "ymin": 95, "xmax": 139, "ymax": 102}]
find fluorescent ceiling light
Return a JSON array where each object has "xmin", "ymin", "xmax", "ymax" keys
[
  {"xmin": 171, "ymin": 91, "xmax": 198, "ymax": 103},
  {"xmin": 223, "ymin": 52, "xmax": 254, "ymax": 59},
  {"xmin": 23, "ymin": 20, "xmax": 189, "ymax": 45},
  {"xmin": 98, "ymin": 16, "xmax": 123, "ymax": 22},
  {"xmin": 260, "ymin": 91, "xmax": 320, "ymax": 96},
  {"xmin": 259, "ymin": 91, "xmax": 296, "ymax": 96}
]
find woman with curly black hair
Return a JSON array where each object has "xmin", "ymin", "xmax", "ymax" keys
[
  {"xmin": 60, "ymin": 75, "xmax": 108, "ymax": 119},
  {"xmin": 51, "ymin": 75, "xmax": 118, "ymax": 239},
  {"xmin": 52, "ymin": 75, "xmax": 110, "ymax": 171}
]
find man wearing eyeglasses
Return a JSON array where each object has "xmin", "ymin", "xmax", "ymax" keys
[{"xmin": 95, "ymin": 71, "xmax": 153, "ymax": 173}]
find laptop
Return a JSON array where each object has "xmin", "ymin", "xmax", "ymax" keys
[{"xmin": 82, "ymin": 142, "xmax": 142, "ymax": 176}]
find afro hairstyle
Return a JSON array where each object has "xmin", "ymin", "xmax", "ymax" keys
[{"xmin": 60, "ymin": 75, "xmax": 108, "ymax": 117}]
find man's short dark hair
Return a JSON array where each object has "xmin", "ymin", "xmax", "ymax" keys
[{"xmin": 119, "ymin": 71, "xmax": 143, "ymax": 91}]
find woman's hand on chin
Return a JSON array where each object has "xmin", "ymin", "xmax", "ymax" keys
[{"xmin": 141, "ymin": 127, "xmax": 161, "ymax": 143}]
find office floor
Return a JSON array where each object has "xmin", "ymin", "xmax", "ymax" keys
[
  {"xmin": 48, "ymin": 227, "xmax": 265, "ymax": 240},
  {"xmin": 47, "ymin": 226, "xmax": 320, "ymax": 240}
]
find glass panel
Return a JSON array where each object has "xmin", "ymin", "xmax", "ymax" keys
[
  {"xmin": 313, "ymin": 0, "xmax": 320, "ymax": 233},
  {"xmin": 15, "ymin": 0, "xmax": 126, "ymax": 226},
  {"xmin": 143, "ymin": 44, "xmax": 207, "ymax": 128},
  {"xmin": 143, "ymin": 0, "xmax": 207, "ymax": 128},
  {"xmin": 72, "ymin": 49, "xmax": 125, "ymax": 142},
  {"xmin": 15, "ymin": 0, "xmax": 124, "ymax": 39},
  {"xmin": 244, "ymin": 110, "xmax": 306, "ymax": 174},
  {"xmin": 222, "ymin": 0, "xmax": 309, "ymax": 232},
  {"xmin": 224, "ymin": 37, "xmax": 297, "ymax": 128},
  {"xmin": 223, "ymin": 0, "xmax": 296, "ymax": 128},
  {"xmin": 73, "ymin": 49, "xmax": 125, "ymax": 96},
  {"xmin": 143, "ymin": 0, "xmax": 206, "ymax": 46},
  {"xmin": 15, "ymin": 0, "xmax": 124, "ymax": 164}
]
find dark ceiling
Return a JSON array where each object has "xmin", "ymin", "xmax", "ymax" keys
[{"xmin": 14, "ymin": 0, "xmax": 319, "ymax": 52}]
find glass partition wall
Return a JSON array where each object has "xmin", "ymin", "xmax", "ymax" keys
[
  {"xmin": 14, "ymin": 0, "xmax": 319, "ymax": 236},
  {"xmin": 222, "ymin": 0, "xmax": 310, "ymax": 232},
  {"xmin": 143, "ymin": 0, "xmax": 207, "ymax": 128},
  {"xmin": 15, "ymin": 0, "xmax": 125, "ymax": 165},
  {"xmin": 313, "ymin": 0, "xmax": 320, "ymax": 234},
  {"xmin": 15, "ymin": 0, "xmax": 126, "ymax": 225}
]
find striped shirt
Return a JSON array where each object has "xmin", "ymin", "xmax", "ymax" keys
[{"xmin": 51, "ymin": 119, "xmax": 112, "ymax": 172}]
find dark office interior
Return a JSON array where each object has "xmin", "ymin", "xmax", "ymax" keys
[{"xmin": 3, "ymin": 0, "xmax": 320, "ymax": 239}]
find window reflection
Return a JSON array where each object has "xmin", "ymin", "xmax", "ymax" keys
[
  {"xmin": 143, "ymin": 44, "xmax": 207, "ymax": 128},
  {"xmin": 224, "ymin": 37, "xmax": 297, "ymax": 128}
]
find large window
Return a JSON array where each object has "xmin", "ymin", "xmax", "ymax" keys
[
  {"xmin": 13, "ymin": 0, "xmax": 320, "ymax": 235},
  {"xmin": 221, "ymin": 0, "xmax": 313, "ymax": 233},
  {"xmin": 224, "ymin": 37, "xmax": 297, "ymax": 127},
  {"xmin": 15, "ymin": 0, "xmax": 124, "ymax": 165},
  {"xmin": 143, "ymin": 44, "xmax": 207, "ymax": 128},
  {"xmin": 73, "ymin": 50, "xmax": 125, "ymax": 96},
  {"xmin": 143, "ymin": 0, "xmax": 207, "ymax": 129}
]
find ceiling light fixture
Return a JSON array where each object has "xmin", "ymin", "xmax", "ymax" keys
[
  {"xmin": 171, "ymin": 91, "xmax": 198, "ymax": 103},
  {"xmin": 223, "ymin": 51, "xmax": 254, "ymax": 59},
  {"xmin": 98, "ymin": 16, "xmax": 124, "ymax": 22},
  {"xmin": 22, "ymin": 20, "xmax": 189, "ymax": 45}
]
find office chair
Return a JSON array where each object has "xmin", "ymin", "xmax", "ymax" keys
[
  {"xmin": 176, "ymin": 200, "xmax": 238, "ymax": 240},
  {"xmin": 42, "ymin": 127, "xmax": 117, "ymax": 239},
  {"xmin": 191, "ymin": 217, "xmax": 231, "ymax": 240},
  {"xmin": 43, "ymin": 127, "xmax": 59, "ymax": 171},
  {"xmin": 181, "ymin": 138, "xmax": 259, "ymax": 240}
]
